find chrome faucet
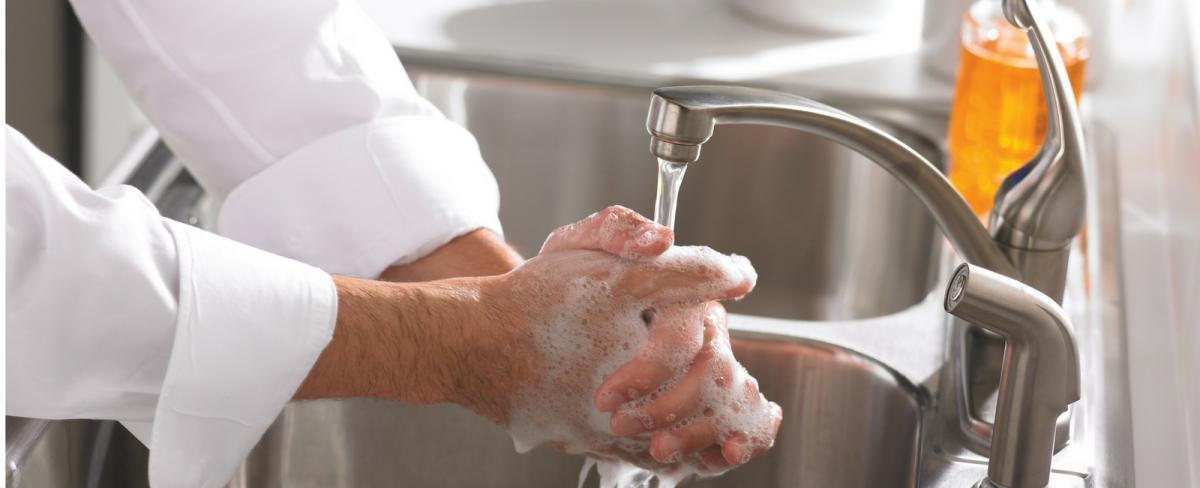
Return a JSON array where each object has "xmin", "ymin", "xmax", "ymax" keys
[
  {"xmin": 642, "ymin": 0, "xmax": 1086, "ymax": 485},
  {"xmin": 645, "ymin": 0, "xmax": 1085, "ymax": 292},
  {"xmin": 646, "ymin": 86, "xmax": 1021, "ymax": 276},
  {"xmin": 944, "ymin": 264, "xmax": 1080, "ymax": 488}
]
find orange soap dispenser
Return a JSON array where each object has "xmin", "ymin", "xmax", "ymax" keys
[{"xmin": 946, "ymin": 0, "xmax": 1090, "ymax": 218}]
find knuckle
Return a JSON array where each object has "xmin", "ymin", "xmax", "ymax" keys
[{"xmin": 600, "ymin": 205, "xmax": 627, "ymax": 218}]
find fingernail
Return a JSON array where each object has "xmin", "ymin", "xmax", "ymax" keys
[
  {"xmin": 653, "ymin": 433, "xmax": 685, "ymax": 463},
  {"xmin": 724, "ymin": 440, "xmax": 751, "ymax": 465},
  {"xmin": 612, "ymin": 413, "xmax": 648, "ymax": 436}
]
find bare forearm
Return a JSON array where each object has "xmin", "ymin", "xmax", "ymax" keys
[
  {"xmin": 295, "ymin": 275, "xmax": 493, "ymax": 405},
  {"xmin": 296, "ymin": 230, "xmax": 524, "ymax": 414},
  {"xmin": 296, "ymin": 274, "xmax": 529, "ymax": 424}
]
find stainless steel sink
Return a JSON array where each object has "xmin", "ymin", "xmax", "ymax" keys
[
  {"xmin": 7, "ymin": 54, "xmax": 1133, "ymax": 488},
  {"xmin": 231, "ymin": 333, "xmax": 924, "ymax": 488}
]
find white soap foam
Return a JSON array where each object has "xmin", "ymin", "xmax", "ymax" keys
[
  {"xmin": 505, "ymin": 246, "xmax": 773, "ymax": 488},
  {"xmin": 507, "ymin": 272, "xmax": 648, "ymax": 456},
  {"xmin": 578, "ymin": 458, "xmax": 659, "ymax": 488}
]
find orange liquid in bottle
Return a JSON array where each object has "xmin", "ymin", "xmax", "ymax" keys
[{"xmin": 947, "ymin": 5, "xmax": 1089, "ymax": 218}]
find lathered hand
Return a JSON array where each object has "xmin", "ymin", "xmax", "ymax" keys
[
  {"xmin": 488, "ymin": 207, "xmax": 781, "ymax": 474},
  {"xmin": 540, "ymin": 205, "xmax": 675, "ymax": 258},
  {"xmin": 599, "ymin": 302, "xmax": 781, "ymax": 472},
  {"xmin": 298, "ymin": 206, "xmax": 780, "ymax": 476}
]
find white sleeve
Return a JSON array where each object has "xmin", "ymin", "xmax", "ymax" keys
[
  {"xmin": 68, "ymin": 0, "xmax": 503, "ymax": 278},
  {"xmin": 5, "ymin": 127, "xmax": 337, "ymax": 488}
]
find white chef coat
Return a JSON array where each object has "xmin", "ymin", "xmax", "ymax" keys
[{"xmin": 6, "ymin": 0, "xmax": 503, "ymax": 485}]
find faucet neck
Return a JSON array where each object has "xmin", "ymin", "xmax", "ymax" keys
[{"xmin": 647, "ymin": 86, "xmax": 1020, "ymax": 279}]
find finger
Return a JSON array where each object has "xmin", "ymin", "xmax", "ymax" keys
[
  {"xmin": 698, "ymin": 445, "xmax": 733, "ymax": 470},
  {"xmin": 608, "ymin": 309, "xmax": 732, "ymax": 434},
  {"xmin": 721, "ymin": 433, "xmax": 752, "ymax": 465},
  {"xmin": 613, "ymin": 248, "xmax": 756, "ymax": 302},
  {"xmin": 706, "ymin": 301, "xmax": 730, "ymax": 335},
  {"xmin": 595, "ymin": 306, "xmax": 705, "ymax": 413},
  {"xmin": 539, "ymin": 205, "xmax": 673, "ymax": 258},
  {"xmin": 760, "ymin": 401, "xmax": 783, "ymax": 454},
  {"xmin": 649, "ymin": 417, "xmax": 720, "ymax": 463},
  {"xmin": 770, "ymin": 401, "xmax": 783, "ymax": 436},
  {"xmin": 596, "ymin": 304, "xmax": 724, "ymax": 412},
  {"xmin": 721, "ymin": 400, "xmax": 782, "ymax": 465},
  {"xmin": 722, "ymin": 432, "xmax": 774, "ymax": 466}
]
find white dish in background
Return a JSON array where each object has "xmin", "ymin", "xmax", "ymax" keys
[{"xmin": 729, "ymin": 0, "xmax": 908, "ymax": 35}]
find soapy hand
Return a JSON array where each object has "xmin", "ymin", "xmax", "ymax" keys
[
  {"xmin": 539, "ymin": 205, "xmax": 675, "ymax": 258},
  {"xmin": 479, "ymin": 206, "xmax": 781, "ymax": 477},
  {"xmin": 597, "ymin": 301, "xmax": 782, "ymax": 472},
  {"xmin": 300, "ymin": 206, "xmax": 779, "ymax": 480}
]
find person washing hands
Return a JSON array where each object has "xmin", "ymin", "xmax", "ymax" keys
[{"xmin": 6, "ymin": 0, "xmax": 780, "ymax": 486}]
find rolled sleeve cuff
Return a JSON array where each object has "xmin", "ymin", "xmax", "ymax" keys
[
  {"xmin": 148, "ymin": 220, "xmax": 337, "ymax": 487},
  {"xmin": 216, "ymin": 117, "xmax": 503, "ymax": 278}
]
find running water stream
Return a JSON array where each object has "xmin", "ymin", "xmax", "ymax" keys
[{"xmin": 654, "ymin": 159, "xmax": 689, "ymax": 229}]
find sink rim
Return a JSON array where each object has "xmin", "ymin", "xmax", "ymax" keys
[{"xmin": 729, "ymin": 328, "xmax": 931, "ymax": 409}]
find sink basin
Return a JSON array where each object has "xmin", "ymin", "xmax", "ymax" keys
[
  {"xmin": 412, "ymin": 68, "xmax": 943, "ymax": 321},
  {"xmin": 231, "ymin": 332, "xmax": 924, "ymax": 488}
]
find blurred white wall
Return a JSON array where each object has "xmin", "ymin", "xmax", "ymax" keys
[{"xmin": 1093, "ymin": 0, "xmax": 1200, "ymax": 485}]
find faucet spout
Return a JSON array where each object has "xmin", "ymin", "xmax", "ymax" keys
[{"xmin": 646, "ymin": 85, "xmax": 1018, "ymax": 278}]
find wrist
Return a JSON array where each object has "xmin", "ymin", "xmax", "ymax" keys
[
  {"xmin": 385, "ymin": 277, "xmax": 495, "ymax": 406},
  {"xmin": 440, "ymin": 273, "xmax": 531, "ymax": 425}
]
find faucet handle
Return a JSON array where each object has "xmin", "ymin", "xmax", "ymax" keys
[
  {"xmin": 989, "ymin": 0, "xmax": 1088, "ymax": 256},
  {"xmin": 1000, "ymin": 0, "xmax": 1036, "ymax": 29}
]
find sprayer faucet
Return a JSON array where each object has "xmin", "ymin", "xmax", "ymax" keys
[
  {"xmin": 643, "ymin": 0, "xmax": 1085, "ymax": 485},
  {"xmin": 944, "ymin": 264, "xmax": 1080, "ymax": 488}
]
